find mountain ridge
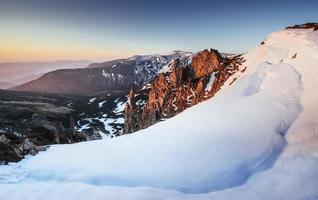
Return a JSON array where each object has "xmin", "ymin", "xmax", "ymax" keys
[{"xmin": 12, "ymin": 51, "xmax": 193, "ymax": 95}]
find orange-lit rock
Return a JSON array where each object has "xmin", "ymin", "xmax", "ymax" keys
[
  {"xmin": 123, "ymin": 50, "xmax": 243, "ymax": 134},
  {"xmin": 190, "ymin": 49, "xmax": 223, "ymax": 78}
]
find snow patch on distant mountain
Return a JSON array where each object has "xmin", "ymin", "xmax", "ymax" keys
[{"xmin": 133, "ymin": 51, "xmax": 194, "ymax": 86}]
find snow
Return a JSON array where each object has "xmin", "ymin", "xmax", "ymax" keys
[
  {"xmin": 101, "ymin": 70, "xmax": 124, "ymax": 84},
  {"xmin": 135, "ymin": 99, "xmax": 146, "ymax": 108},
  {"xmin": 114, "ymin": 100, "xmax": 126, "ymax": 113},
  {"xmin": 95, "ymin": 117, "xmax": 117, "ymax": 136},
  {"xmin": 76, "ymin": 124, "xmax": 90, "ymax": 132},
  {"xmin": 98, "ymin": 100, "xmax": 106, "ymax": 108},
  {"xmin": 141, "ymin": 83, "xmax": 151, "ymax": 90},
  {"xmin": 205, "ymin": 73, "xmax": 215, "ymax": 92},
  {"xmin": 88, "ymin": 97, "xmax": 96, "ymax": 104},
  {"xmin": 158, "ymin": 53, "xmax": 193, "ymax": 74},
  {"xmin": 76, "ymin": 116, "xmax": 118, "ymax": 136},
  {"xmin": 186, "ymin": 88, "xmax": 195, "ymax": 104},
  {"xmin": 1, "ymin": 28, "xmax": 318, "ymax": 199},
  {"xmin": 76, "ymin": 98, "xmax": 126, "ymax": 135},
  {"xmin": 76, "ymin": 119, "xmax": 92, "ymax": 132},
  {"xmin": 129, "ymin": 51, "xmax": 192, "ymax": 63},
  {"xmin": 132, "ymin": 51, "xmax": 193, "ymax": 84},
  {"xmin": 102, "ymin": 70, "xmax": 109, "ymax": 78},
  {"xmin": 159, "ymin": 61, "xmax": 175, "ymax": 73}
]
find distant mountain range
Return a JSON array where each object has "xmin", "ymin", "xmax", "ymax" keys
[
  {"xmin": 0, "ymin": 60, "xmax": 92, "ymax": 89},
  {"xmin": 0, "ymin": 82, "xmax": 14, "ymax": 89},
  {"xmin": 12, "ymin": 51, "xmax": 193, "ymax": 95}
]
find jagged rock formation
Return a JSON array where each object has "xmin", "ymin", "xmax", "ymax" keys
[
  {"xmin": 123, "ymin": 49, "xmax": 244, "ymax": 133},
  {"xmin": 190, "ymin": 49, "xmax": 223, "ymax": 78}
]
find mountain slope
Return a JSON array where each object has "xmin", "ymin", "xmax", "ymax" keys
[
  {"xmin": 1, "ymin": 24, "xmax": 318, "ymax": 199},
  {"xmin": 0, "ymin": 82, "xmax": 14, "ymax": 89},
  {"xmin": 0, "ymin": 60, "xmax": 91, "ymax": 87},
  {"xmin": 12, "ymin": 51, "xmax": 192, "ymax": 95}
]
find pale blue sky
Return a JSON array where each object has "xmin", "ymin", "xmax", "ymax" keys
[{"xmin": 0, "ymin": 0, "xmax": 317, "ymax": 61}]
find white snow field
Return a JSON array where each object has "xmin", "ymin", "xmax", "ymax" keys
[{"xmin": 1, "ymin": 28, "xmax": 318, "ymax": 200}]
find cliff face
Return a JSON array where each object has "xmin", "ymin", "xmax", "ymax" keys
[{"xmin": 123, "ymin": 49, "xmax": 244, "ymax": 133}]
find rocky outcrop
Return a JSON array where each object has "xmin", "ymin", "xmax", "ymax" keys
[
  {"xmin": 286, "ymin": 23, "xmax": 318, "ymax": 31},
  {"xmin": 0, "ymin": 100, "xmax": 86, "ymax": 163},
  {"xmin": 123, "ymin": 49, "xmax": 244, "ymax": 133},
  {"xmin": 0, "ymin": 133, "xmax": 46, "ymax": 164},
  {"xmin": 191, "ymin": 49, "xmax": 223, "ymax": 78}
]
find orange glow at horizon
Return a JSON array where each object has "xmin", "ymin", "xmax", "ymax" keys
[
  {"xmin": 0, "ymin": 47, "xmax": 132, "ymax": 62},
  {"xmin": 0, "ymin": 29, "xmax": 140, "ymax": 62},
  {"xmin": 0, "ymin": 18, "xmax": 177, "ymax": 63},
  {"xmin": 0, "ymin": 42, "xmax": 134, "ymax": 62}
]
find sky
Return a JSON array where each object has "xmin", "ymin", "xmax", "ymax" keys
[{"xmin": 0, "ymin": 0, "xmax": 317, "ymax": 62}]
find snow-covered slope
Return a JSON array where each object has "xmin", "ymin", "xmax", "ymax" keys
[{"xmin": 1, "ymin": 27, "xmax": 318, "ymax": 199}]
